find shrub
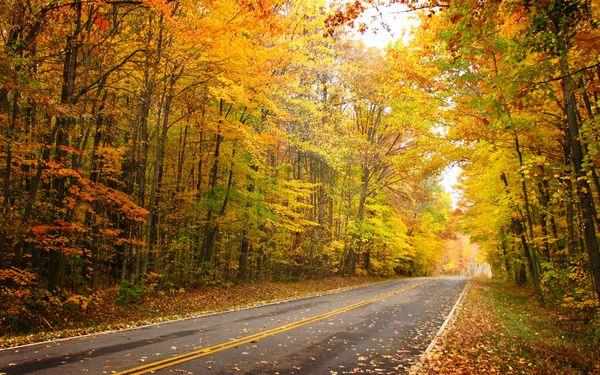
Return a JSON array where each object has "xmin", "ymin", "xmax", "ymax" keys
[{"xmin": 116, "ymin": 280, "xmax": 144, "ymax": 306}]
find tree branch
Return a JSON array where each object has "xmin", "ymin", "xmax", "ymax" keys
[{"xmin": 74, "ymin": 48, "xmax": 145, "ymax": 101}]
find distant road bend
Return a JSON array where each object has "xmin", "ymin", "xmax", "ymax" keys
[{"xmin": 0, "ymin": 277, "xmax": 466, "ymax": 375}]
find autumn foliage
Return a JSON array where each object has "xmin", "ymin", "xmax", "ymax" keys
[
  {"xmin": 1, "ymin": 0, "xmax": 598, "ymax": 338},
  {"xmin": 413, "ymin": 0, "xmax": 600, "ymax": 316},
  {"xmin": 0, "ymin": 0, "xmax": 452, "ymax": 333}
]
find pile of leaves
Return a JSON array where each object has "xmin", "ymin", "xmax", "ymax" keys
[
  {"xmin": 0, "ymin": 275, "xmax": 386, "ymax": 349},
  {"xmin": 417, "ymin": 280, "xmax": 600, "ymax": 374}
]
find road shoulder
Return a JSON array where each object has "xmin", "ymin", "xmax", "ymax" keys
[{"xmin": 413, "ymin": 279, "xmax": 600, "ymax": 374}]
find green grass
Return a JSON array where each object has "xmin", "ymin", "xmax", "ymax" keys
[{"xmin": 481, "ymin": 280, "xmax": 599, "ymax": 373}]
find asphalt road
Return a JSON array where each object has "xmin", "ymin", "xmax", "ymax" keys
[{"xmin": 0, "ymin": 277, "xmax": 466, "ymax": 375}]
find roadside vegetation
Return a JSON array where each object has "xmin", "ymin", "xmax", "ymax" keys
[
  {"xmin": 418, "ymin": 280, "xmax": 600, "ymax": 374},
  {"xmin": 0, "ymin": 275, "xmax": 386, "ymax": 348}
]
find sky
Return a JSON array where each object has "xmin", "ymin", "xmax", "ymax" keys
[
  {"xmin": 356, "ymin": 3, "xmax": 420, "ymax": 48},
  {"xmin": 356, "ymin": 3, "xmax": 463, "ymax": 208}
]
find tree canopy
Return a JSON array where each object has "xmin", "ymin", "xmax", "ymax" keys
[{"xmin": 1, "ymin": 0, "xmax": 598, "ymax": 329}]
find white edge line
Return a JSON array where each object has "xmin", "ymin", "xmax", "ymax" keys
[
  {"xmin": 409, "ymin": 279, "xmax": 470, "ymax": 375},
  {"xmin": 0, "ymin": 277, "xmax": 418, "ymax": 352}
]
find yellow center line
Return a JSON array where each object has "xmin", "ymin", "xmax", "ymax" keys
[{"xmin": 114, "ymin": 280, "xmax": 426, "ymax": 375}]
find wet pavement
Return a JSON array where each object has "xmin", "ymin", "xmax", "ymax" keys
[{"xmin": 0, "ymin": 277, "xmax": 466, "ymax": 375}]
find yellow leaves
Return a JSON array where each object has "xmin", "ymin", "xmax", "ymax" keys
[
  {"xmin": 268, "ymin": 202, "xmax": 318, "ymax": 232},
  {"xmin": 265, "ymin": 178, "xmax": 319, "ymax": 233},
  {"xmin": 143, "ymin": 0, "xmax": 171, "ymax": 15},
  {"xmin": 258, "ymin": 131, "xmax": 278, "ymax": 146},
  {"xmin": 560, "ymin": 294, "xmax": 599, "ymax": 315},
  {"xmin": 497, "ymin": 3, "xmax": 529, "ymax": 38},
  {"xmin": 65, "ymin": 294, "xmax": 92, "ymax": 312}
]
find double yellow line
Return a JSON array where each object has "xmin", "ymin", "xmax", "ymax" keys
[{"xmin": 115, "ymin": 280, "xmax": 426, "ymax": 375}]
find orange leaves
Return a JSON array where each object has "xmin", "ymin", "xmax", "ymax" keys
[
  {"xmin": 574, "ymin": 28, "xmax": 600, "ymax": 56},
  {"xmin": 30, "ymin": 220, "xmax": 86, "ymax": 255},
  {"xmin": 120, "ymin": 238, "xmax": 146, "ymax": 247},
  {"xmin": 91, "ymin": 183, "xmax": 149, "ymax": 222},
  {"xmin": 325, "ymin": 1, "xmax": 368, "ymax": 36},
  {"xmin": 100, "ymin": 228, "xmax": 121, "ymax": 238},
  {"xmin": 143, "ymin": 0, "xmax": 172, "ymax": 16},
  {"xmin": 43, "ymin": 155, "xmax": 148, "ymax": 223},
  {"xmin": 58, "ymin": 145, "xmax": 83, "ymax": 156},
  {"xmin": 239, "ymin": 0, "xmax": 277, "ymax": 20},
  {"xmin": 31, "ymin": 224, "xmax": 53, "ymax": 236},
  {"xmin": 29, "ymin": 212, "xmax": 143, "ymax": 255},
  {"xmin": 44, "ymin": 160, "xmax": 82, "ymax": 179},
  {"xmin": 31, "ymin": 220, "xmax": 85, "ymax": 236},
  {"xmin": 0, "ymin": 267, "xmax": 37, "ymax": 287},
  {"xmin": 69, "ymin": 185, "xmax": 95, "ymax": 203},
  {"xmin": 96, "ymin": 146, "xmax": 126, "ymax": 177}
]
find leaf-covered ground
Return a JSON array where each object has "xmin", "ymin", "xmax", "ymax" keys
[
  {"xmin": 416, "ymin": 280, "xmax": 600, "ymax": 374},
  {"xmin": 0, "ymin": 276, "xmax": 387, "ymax": 349}
]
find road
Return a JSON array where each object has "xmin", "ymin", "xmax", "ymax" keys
[{"xmin": 0, "ymin": 277, "xmax": 466, "ymax": 375}]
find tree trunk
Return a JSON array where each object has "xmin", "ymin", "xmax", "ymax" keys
[
  {"xmin": 175, "ymin": 122, "xmax": 189, "ymax": 193},
  {"xmin": 560, "ymin": 52, "xmax": 600, "ymax": 301},
  {"xmin": 3, "ymin": 91, "xmax": 18, "ymax": 213},
  {"xmin": 238, "ymin": 231, "xmax": 250, "ymax": 280},
  {"xmin": 148, "ymin": 68, "xmax": 178, "ymax": 271},
  {"xmin": 501, "ymin": 173, "xmax": 541, "ymax": 294},
  {"xmin": 200, "ymin": 130, "xmax": 223, "ymax": 264}
]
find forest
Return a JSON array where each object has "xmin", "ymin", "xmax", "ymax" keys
[{"xmin": 0, "ymin": 0, "xmax": 599, "ymax": 334}]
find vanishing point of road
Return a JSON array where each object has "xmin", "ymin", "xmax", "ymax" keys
[{"xmin": 0, "ymin": 277, "xmax": 466, "ymax": 375}]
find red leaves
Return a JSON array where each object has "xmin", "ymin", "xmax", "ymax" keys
[
  {"xmin": 31, "ymin": 224, "xmax": 53, "ymax": 236},
  {"xmin": 94, "ymin": 15, "xmax": 110, "ymax": 32},
  {"xmin": 27, "ymin": 150, "xmax": 148, "ymax": 260}
]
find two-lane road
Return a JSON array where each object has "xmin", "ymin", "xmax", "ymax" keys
[{"xmin": 0, "ymin": 277, "xmax": 466, "ymax": 374}]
